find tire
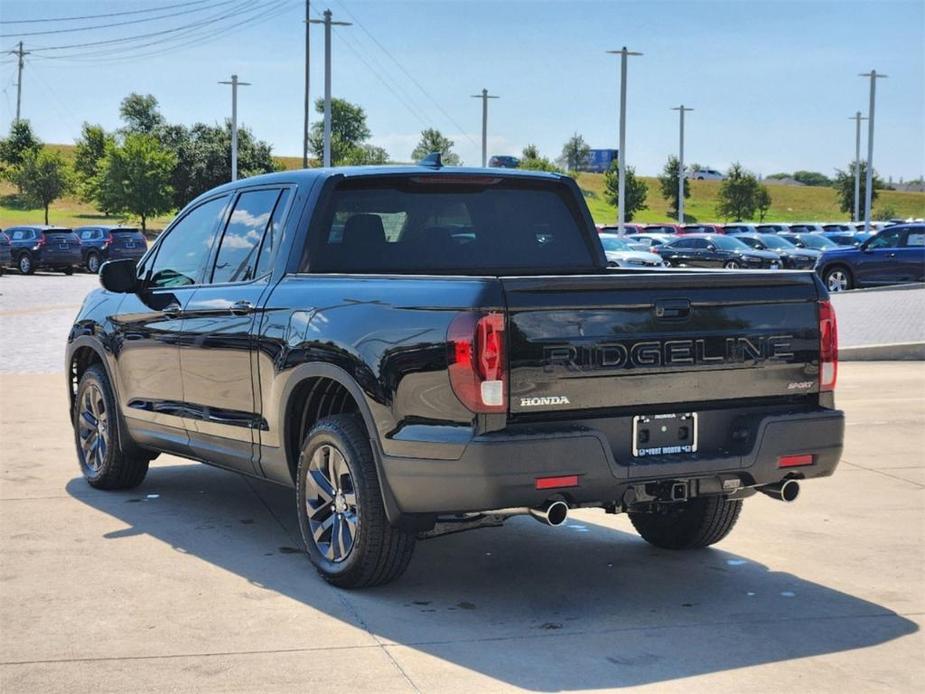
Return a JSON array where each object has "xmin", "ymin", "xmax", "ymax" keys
[
  {"xmin": 297, "ymin": 414, "xmax": 415, "ymax": 588},
  {"xmin": 17, "ymin": 253, "xmax": 34, "ymax": 275},
  {"xmin": 823, "ymin": 265, "xmax": 852, "ymax": 292},
  {"xmin": 724, "ymin": 260, "xmax": 740, "ymax": 269},
  {"xmin": 86, "ymin": 252, "xmax": 101, "ymax": 274},
  {"xmin": 629, "ymin": 496, "xmax": 742, "ymax": 550},
  {"xmin": 73, "ymin": 364, "xmax": 149, "ymax": 490}
]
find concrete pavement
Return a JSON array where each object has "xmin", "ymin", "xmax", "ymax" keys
[{"xmin": 0, "ymin": 273, "xmax": 923, "ymax": 692}]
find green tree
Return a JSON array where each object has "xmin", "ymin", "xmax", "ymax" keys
[
  {"xmin": 792, "ymin": 170, "xmax": 831, "ymax": 187},
  {"xmin": 716, "ymin": 162, "xmax": 761, "ymax": 221},
  {"xmin": 657, "ymin": 155, "xmax": 691, "ymax": 219},
  {"xmin": 73, "ymin": 123, "xmax": 115, "ymax": 202},
  {"xmin": 756, "ymin": 184, "xmax": 772, "ymax": 221},
  {"xmin": 308, "ymin": 98, "xmax": 371, "ymax": 165},
  {"xmin": 12, "ymin": 147, "xmax": 72, "ymax": 224},
  {"xmin": 833, "ymin": 162, "xmax": 883, "ymax": 219},
  {"xmin": 603, "ymin": 160, "xmax": 648, "ymax": 221},
  {"xmin": 343, "ymin": 143, "xmax": 390, "ymax": 165},
  {"xmin": 119, "ymin": 93, "xmax": 164, "ymax": 134},
  {"xmin": 518, "ymin": 143, "xmax": 560, "ymax": 172},
  {"xmin": 410, "ymin": 128, "xmax": 460, "ymax": 165},
  {"xmin": 168, "ymin": 121, "xmax": 280, "ymax": 208},
  {"xmin": 560, "ymin": 133, "xmax": 590, "ymax": 171},
  {"xmin": 0, "ymin": 120, "xmax": 42, "ymax": 189},
  {"xmin": 95, "ymin": 134, "xmax": 175, "ymax": 231},
  {"xmin": 874, "ymin": 204, "xmax": 897, "ymax": 221}
]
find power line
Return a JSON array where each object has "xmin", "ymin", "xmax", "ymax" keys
[
  {"xmin": 0, "ymin": 1, "xmax": 212, "ymax": 24},
  {"xmin": 13, "ymin": 0, "xmax": 267, "ymax": 53},
  {"xmin": 35, "ymin": 1, "xmax": 294, "ymax": 64},
  {"xmin": 0, "ymin": 0, "xmax": 237, "ymax": 39},
  {"xmin": 332, "ymin": 0, "xmax": 479, "ymax": 148}
]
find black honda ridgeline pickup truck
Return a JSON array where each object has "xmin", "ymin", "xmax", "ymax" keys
[{"xmin": 66, "ymin": 161, "xmax": 843, "ymax": 588}]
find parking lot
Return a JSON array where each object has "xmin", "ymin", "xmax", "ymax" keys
[{"xmin": 1, "ymin": 272, "xmax": 923, "ymax": 692}]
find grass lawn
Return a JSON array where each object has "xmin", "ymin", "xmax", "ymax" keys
[
  {"xmin": 575, "ymin": 173, "xmax": 925, "ymax": 224},
  {"xmin": 2, "ymin": 146, "xmax": 923, "ymax": 231}
]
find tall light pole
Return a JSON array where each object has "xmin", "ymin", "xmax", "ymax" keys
[
  {"xmin": 606, "ymin": 47, "xmax": 642, "ymax": 231},
  {"xmin": 6, "ymin": 41, "xmax": 29, "ymax": 123},
  {"xmin": 470, "ymin": 88, "xmax": 499, "ymax": 167},
  {"xmin": 218, "ymin": 74, "xmax": 251, "ymax": 181},
  {"xmin": 302, "ymin": 0, "xmax": 311, "ymax": 168},
  {"xmin": 309, "ymin": 9, "xmax": 351, "ymax": 167},
  {"xmin": 849, "ymin": 111, "xmax": 867, "ymax": 223},
  {"xmin": 672, "ymin": 105, "xmax": 693, "ymax": 224},
  {"xmin": 859, "ymin": 70, "xmax": 887, "ymax": 231}
]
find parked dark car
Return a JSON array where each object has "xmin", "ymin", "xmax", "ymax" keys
[
  {"xmin": 731, "ymin": 233, "xmax": 819, "ymax": 269},
  {"xmin": 488, "ymin": 155, "xmax": 519, "ymax": 168},
  {"xmin": 821, "ymin": 223, "xmax": 854, "ymax": 232},
  {"xmin": 755, "ymin": 223, "xmax": 791, "ymax": 234},
  {"xmin": 681, "ymin": 223, "xmax": 725, "ymax": 234},
  {"xmin": 816, "ymin": 223, "xmax": 925, "ymax": 291},
  {"xmin": 74, "ymin": 225, "xmax": 148, "ymax": 273},
  {"xmin": 66, "ymin": 165, "xmax": 843, "ymax": 588},
  {"xmin": 642, "ymin": 223, "xmax": 682, "ymax": 234},
  {"xmin": 787, "ymin": 223, "xmax": 825, "ymax": 234},
  {"xmin": 5, "ymin": 225, "xmax": 82, "ymax": 274},
  {"xmin": 0, "ymin": 232, "xmax": 11, "ymax": 274},
  {"xmin": 659, "ymin": 233, "xmax": 781, "ymax": 269},
  {"xmin": 822, "ymin": 231, "xmax": 874, "ymax": 247},
  {"xmin": 780, "ymin": 233, "xmax": 841, "ymax": 253}
]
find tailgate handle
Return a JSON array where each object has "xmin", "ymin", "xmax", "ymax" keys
[{"xmin": 655, "ymin": 299, "xmax": 690, "ymax": 320}]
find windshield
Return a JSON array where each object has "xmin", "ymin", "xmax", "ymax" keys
[
  {"xmin": 311, "ymin": 176, "xmax": 598, "ymax": 274},
  {"xmin": 711, "ymin": 235, "xmax": 750, "ymax": 251},
  {"xmin": 759, "ymin": 234, "xmax": 797, "ymax": 250},
  {"xmin": 797, "ymin": 234, "xmax": 838, "ymax": 249},
  {"xmin": 600, "ymin": 235, "xmax": 631, "ymax": 252}
]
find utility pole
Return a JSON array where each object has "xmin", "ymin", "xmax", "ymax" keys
[
  {"xmin": 302, "ymin": 0, "xmax": 310, "ymax": 168},
  {"xmin": 672, "ymin": 105, "xmax": 694, "ymax": 224},
  {"xmin": 7, "ymin": 42, "xmax": 30, "ymax": 123},
  {"xmin": 606, "ymin": 47, "xmax": 642, "ymax": 231},
  {"xmin": 849, "ymin": 111, "xmax": 867, "ymax": 223},
  {"xmin": 218, "ymin": 74, "xmax": 251, "ymax": 181},
  {"xmin": 859, "ymin": 70, "xmax": 887, "ymax": 231},
  {"xmin": 470, "ymin": 88, "xmax": 499, "ymax": 167},
  {"xmin": 309, "ymin": 9, "xmax": 351, "ymax": 167}
]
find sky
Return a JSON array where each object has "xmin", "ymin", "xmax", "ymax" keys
[{"xmin": 1, "ymin": 0, "xmax": 923, "ymax": 179}]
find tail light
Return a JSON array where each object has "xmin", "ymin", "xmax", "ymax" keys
[
  {"xmin": 33, "ymin": 236, "xmax": 46, "ymax": 250},
  {"xmin": 103, "ymin": 232, "xmax": 113, "ymax": 248},
  {"xmin": 447, "ymin": 312, "xmax": 507, "ymax": 413},
  {"xmin": 819, "ymin": 300, "xmax": 838, "ymax": 391}
]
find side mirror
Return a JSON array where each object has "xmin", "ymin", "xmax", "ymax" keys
[
  {"xmin": 707, "ymin": 244, "xmax": 716, "ymax": 252},
  {"xmin": 99, "ymin": 258, "xmax": 139, "ymax": 293}
]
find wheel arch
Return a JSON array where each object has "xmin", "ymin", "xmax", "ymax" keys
[{"xmin": 279, "ymin": 363, "xmax": 403, "ymax": 524}]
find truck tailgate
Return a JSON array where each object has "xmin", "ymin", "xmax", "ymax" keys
[{"xmin": 502, "ymin": 271, "xmax": 822, "ymax": 415}]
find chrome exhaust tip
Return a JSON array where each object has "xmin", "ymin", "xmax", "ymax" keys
[
  {"xmin": 528, "ymin": 500, "xmax": 569, "ymax": 526},
  {"xmin": 759, "ymin": 479, "xmax": 800, "ymax": 503}
]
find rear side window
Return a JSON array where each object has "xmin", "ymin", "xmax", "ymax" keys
[
  {"xmin": 148, "ymin": 196, "xmax": 228, "ymax": 288},
  {"xmin": 310, "ymin": 177, "xmax": 596, "ymax": 274},
  {"xmin": 211, "ymin": 189, "xmax": 281, "ymax": 284},
  {"xmin": 10, "ymin": 230, "xmax": 31, "ymax": 240},
  {"xmin": 906, "ymin": 230, "xmax": 925, "ymax": 247}
]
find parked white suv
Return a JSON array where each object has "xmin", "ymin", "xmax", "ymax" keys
[{"xmin": 690, "ymin": 167, "xmax": 725, "ymax": 180}]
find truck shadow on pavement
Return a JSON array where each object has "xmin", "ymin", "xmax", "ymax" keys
[{"xmin": 67, "ymin": 463, "xmax": 917, "ymax": 690}]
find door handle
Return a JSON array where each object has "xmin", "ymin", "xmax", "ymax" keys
[
  {"xmin": 162, "ymin": 303, "xmax": 182, "ymax": 318},
  {"xmin": 230, "ymin": 300, "xmax": 254, "ymax": 316}
]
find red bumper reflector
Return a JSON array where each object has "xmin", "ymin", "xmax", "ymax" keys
[
  {"xmin": 778, "ymin": 454, "xmax": 814, "ymax": 468},
  {"xmin": 535, "ymin": 475, "xmax": 580, "ymax": 490}
]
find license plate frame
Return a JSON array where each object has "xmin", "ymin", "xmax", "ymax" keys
[{"xmin": 632, "ymin": 412, "xmax": 698, "ymax": 457}]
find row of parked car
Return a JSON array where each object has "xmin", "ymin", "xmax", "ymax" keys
[
  {"xmin": 0, "ymin": 225, "xmax": 148, "ymax": 275},
  {"xmin": 597, "ymin": 220, "xmax": 925, "ymax": 292}
]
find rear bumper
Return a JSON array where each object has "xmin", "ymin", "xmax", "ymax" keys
[{"xmin": 380, "ymin": 408, "xmax": 844, "ymax": 514}]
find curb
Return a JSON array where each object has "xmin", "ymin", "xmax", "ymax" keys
[{"xmin": 840, "ymin": 342, "xmax": 925, "ymax": 361}]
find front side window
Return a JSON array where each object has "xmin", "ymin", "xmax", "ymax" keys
[
  {"xmin": 148, "ymin": 196, "xmax": 228, "ymax": 288},
  {"xmin": 867, "ymin": 228, "xmax": 902, "ymax": 250},
  {"xmin": 255, "ymin": 189, "xmax": 291, "ymax": 278},
  {"xmin": 211, "ymin": 189, "xmax": 281, "ymax": 284}
]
